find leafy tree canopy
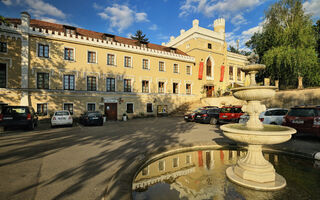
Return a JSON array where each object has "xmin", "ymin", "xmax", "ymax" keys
[
  {"xmin": 131, "ymin": 30, "xmax": 149, "ymax": 43},
  {"xmin": 246, "ymin": 0, "xmax": 320, "ymax": 89},
  {"xmin": 229, "ymin": 45, "xmax": 251, "ymax": 56}
]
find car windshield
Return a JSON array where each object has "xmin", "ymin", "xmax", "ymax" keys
[
  {"xmin": 220, "ymin": 107, "xmax": 232, "ymax": 113},
  {"xmin": 199, "ymin": 110, "xmax": 207, "ymax": 114},
  {"xmin": 55, "ymin": 111, "xmax": 69, "ymax": 116},
  {"xmin": 288, "ymin": 108, "xmax": 316, "ymax": 117},
  {"xmin": 2, "ymin": 107, "xmax": 27, "ymax": 115},
  {"xmin": 88, "ymin": 112, "xmax": 101, "ymax": 117}
]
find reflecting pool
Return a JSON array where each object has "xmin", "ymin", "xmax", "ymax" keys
[{"xmin": 132, "ymin": 149, "xmax": 320, "ymax": 200}]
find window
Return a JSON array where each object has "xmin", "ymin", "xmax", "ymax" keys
[
  {"xmin": 159, "ymin": 61, "xmax": 165, "ymax": 72},
  {"xmin": 208, "ymin": 43, "xmax": 212, "ymax": 49},
  {"xmin": 142, "ymin": 80, "xmax": 149, "ymax": 93},
  {"xmin": 124, "ymin": 79, "xmax": 132, "ymax": 92},
  {"xmin": 186, "ymin": 84, "xmax": 191, "ymax": 95},
  {"xmin": 173, "ymin": 83, "xmax": 178, "ymax": 94},
  {"xmin": 229, "ymin": 66, "xmax": 234, "ymax": 80},
  {"xmin": 87, "ymin": 76, "xmax": 96, "ymax": 91},
  {"xmin": 142, "ymin": 59, "xmax": 149, "ymax": 70},
  {"xmin": 106, "ymin": 78, "xmax": 115, "ymax": 92},
  {"xmin": 170, "ymin": 48, "xmax": 176, "ymax": 53},
  {"xmin": 37, "ymin": 103, "xmax": 47, "ymax": 116},
  {"xmin": 64, "ymin": 48, "xmax": 74, "ymax": 61},
  {"xmin": 186, "ymin": 65, "xmax": 191, "ymax": 75},
  {"xmin": 88, "ymin": 51, "xmax": 96, "ymax": 63},
  {"xmin": 186, "ymin": 155, "xmax": 191, "ymax": 164},
  {"xmin": 159, "ymin": 160, "xmax": 165, "ymax": 171},
  {"xmin": 0, "ymin": 63, "xmax": 6, "ymax": 88},
  {"xmin": 63, "ymin": 103, "xmax": 73, "ymax": 115},
  {"xmin": 63, "ymin": 75, "xmax": 75, "ymax": 90},
  {"xmin": 0, "ymin": 42, "xmax": 7, "ymax": 53},
  {"xmin": 126, "ymin": 103, "xmax": 134, "ymax": 113},
  {"xmin": 173, "ymin": 64, "xmax": 179, "ymax": 73},
  {"xmin": 124, "ymin": 56, "xmax": 132, "ymax": 68},
  {"xmin": 158, "ymin": 82, "xmax": 164, "ymax": 93},
  {"xmin": 37, "ymin": 72, "xmax": 49, "ymax": 89},
  {"xmin": 64, "ymin": 26, "xmax": 76, "ymax": 35},
  {"xmin": 38, "ymin": 44, "xmax": 49, "ymax": 58},
  {"xmin": 237, "ymin": 67, "xmax": 241, "ymax": 81},
  {"xmin": 87, "ymin": 103, "xmax": 95, "ymax": 111},
  {"xmin": 206, "ymin": 58, "xmax": 212, "ymax": 77},
  {"xmin": 141, "ymin": 166, "xmax": 148, "ymax": 176},
  {"xmin": 107, "ymin": 54, "xmax": 115, "ymax": 65},
  {"xmin": 173, "ymin": 157, "xmax": 178, "ymax": 168},
  {"xmin": 147, "ymin": 103, "xmax": 153, "ymax": 113},
  {"xmin": 141, "ymin": 43, "xmax": 147, "ymax": 48}
]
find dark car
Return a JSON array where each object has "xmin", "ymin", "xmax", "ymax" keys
[
  {"xmin": 184, "ymin": 108, "xmax": 204, "ymax": 122},
  {"xmin": 79, "ymin": 111, "xmax": 104, "ymax": 126},
  {"xmin": 194, "ymin": 107, "xmax": 220, "ymax": 124},
  {"xmin": 283, "ymin": 106, "xmax": 320, "ymax": 138},
  {"xmin": 218, "ymin": 105, "xmax": 244, "ymax": 124},
  {"xmin": 0, "ymin": 106, "xmax": 38, "ymax": 130}
]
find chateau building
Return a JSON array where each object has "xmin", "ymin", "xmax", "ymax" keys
[{"xmin": 0, "ymin": 12, "xmax": 247, "ymax": 120}]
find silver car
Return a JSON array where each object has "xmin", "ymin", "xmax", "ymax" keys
[{"xmin": 239, "ymin": 108, "xmax": 288, "ymax": 125}]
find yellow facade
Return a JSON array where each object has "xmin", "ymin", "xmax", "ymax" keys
[{"xmin": 0, "ymin": 12, "xmax": 247, "ymax": 120}]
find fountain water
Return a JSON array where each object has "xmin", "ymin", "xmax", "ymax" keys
[{"xmin": 220, "ymin": 60, "xmax": 296, "ymax": 190}]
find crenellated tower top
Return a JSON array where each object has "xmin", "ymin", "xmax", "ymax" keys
[{"xmin": 214, "ymin": 18, "xmax": 225, "ymax": 33}]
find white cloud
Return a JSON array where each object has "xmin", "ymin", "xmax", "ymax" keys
[
  {"xmin": 303, "ymin": 0, "xmax": 320, "ymax": 18},
  {"xmin": 127, "ymin": 33, "xmax": 133, "ymax": 38},
  {"xmin": 1, "ymin": 0, "xmax": 12, "ymax": 6},
  {"xmin": 231, "ymin": 14, "xmax": 247, "ymax": 26},
  {"xmin": 2, "ymin": 0, "xmax": 65, "ymax": 19},
  {"xmin": 179, "ymin": 0, "xmax": 262, "ymax": 18},
  {"xmin": 98, "ymin": 4, "xmax": 149, "ymax": 33},
  {"xmin": 149, "ymin": 24, "xmax": 158, "ymax": 31},
  {"xmin": 93, "ymin": 2, "xmax": 103, "ymax": 10}
]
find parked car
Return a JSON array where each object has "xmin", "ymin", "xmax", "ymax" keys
[
  {"xmin": 194, "ymin": 107, "xmax": 220, "ymax": 124},
  {"xmin": 239, "ymin": 108, "xmax": 288, "ymax": 125},
  {"xmin": 79, "ymin": 111, "xmax": 103, "ymax": 126},
  {"xmin": 283, "ymin": 106, "xmax": 320, "ymax": 138},
  {"xmin": 0, "ymin": 106, "xmax": 38, "ymax": 130},
  {"xmin": 218, "ymin": 105, "xmax": 244, "ymax": 124},
  {"xmin": 184, "ymin": 108, "xmax": 204, "ymax": 122},
  {"xmin": 51, "ymin": 110, "xmax": 73, "ymax": 127}
]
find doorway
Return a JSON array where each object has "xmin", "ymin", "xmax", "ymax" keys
[
  {"xmin": 104, "ymin": 103, "xmax": 117, "ymax": 120},
  {"xmin": 205, "ymin": 86, "xmax": 214, "ymax": 97}
]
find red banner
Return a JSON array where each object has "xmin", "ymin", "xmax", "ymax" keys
[
  {"xmin": 220, "ymin": 65, "xmax": 225, "ymax": 82},
  {"xmin": 198, "ymin": 62, "xmax": 204, "ymax": 80}
]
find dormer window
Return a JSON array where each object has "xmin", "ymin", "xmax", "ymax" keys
[
  {"xmin": 170, "ymin": 48, "xmax": 176, "ymax": 53},
  {"xmin": 140, "ymin": 41, "xmax": 148, "ymax": 48},
  {"xmin": 64, "ymin": 25, "xmax": 76, "ymax": 35},
  {"xmin": 103, "ymin": 33, "xmax": 115, "ymax": 42}
]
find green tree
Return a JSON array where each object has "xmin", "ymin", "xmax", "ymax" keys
[
  {"xmin": 0, "ymin": 15, "xmax": 9, "ymax": 25},
  {"xmin": 229, "ymin": 45, "xmax": 251, "ymax": 56},
  {"xmin": 246, "ymin": 0, "xmax": 320, "ymax": 89},
  {"xmin": 130, "ymin": 30, "xmax": 149, "ymax": 43},
  {"xmin": 313, "ymin": 20, "xmax": 320, "ymax": 59}
]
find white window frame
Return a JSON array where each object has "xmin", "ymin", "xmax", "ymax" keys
[
  {"xmin": 229, "ymin": 66, "xmax": 234, "ymax": 81},
  {"xmin": 123, "ymin": 78, "xmax": 133, "ymax": 92},
  {"xmin": 205, "ymin": 57, "xmax": 214, "ymax": 80},
  {"xmin": 173, "ymin": 82, "xmax": 179, "ymax": 94},
  {"xmin": 172, "ymin": 157, "xmax": 179, "ymax": 168},
  {"xmin": 86, "ymin": 75, "xmax": 98, "ymax": 91},
  {"xmin": 36, "ymin": 102, "xmax": 48, "ymax": 115},
  {"xmin": 142, "ymin": 58, "xmax": 150, "ymax": 70},
  {"xmin": 124, "ymin": 56, "xmax": 133, "ymax": 68},
  {"xmin": 106, "ymin": 77, "xmax": 116, "ymax": 92},
  {"xmin": 173, "ymin": 63, "xmax": 179, "ymax": 74},
  {"xmin": 126, "ymin": 102, "xmax": 134, "ymax": 113},
  {"xmin": 36, "ymin": 72, "xmax": 50, "ymax": 89},
  {"xmin": 107, "ymin": 53, "xmax": 117, "ymax": 66},
  {"xmin": 0, "ymin": 42, "xmax": 8, "ymax": 54},
  {"xmin": 158, "ymin": 160, "xmax": 166, "ymax": 171},
  {"xmin": 86, "ymin": 102, "xmax": 96, "ymax": 111},
  {"xmin": 142, "ymin": 80, "xmax": 150, "ymax": 93},
  {"xmin": 64, "ymin": 46, "xmax": 76, "ymax": 61},
  {"xmin": 63, "ymin": 102, "xmax": 74, "ymax": 115},
  {"xmin": 36, "ymin": 42, "xmax": 50, "ymax": 59},
  {"xmin": 62, "ymin": 74, "xmax": 76, "ymax": 90},
  {"xmin": 87, "ymin": 50, "xmax": 97, "ymax": 64},
  {"xmin": 159, "ymin": 61, "xmax": 166, "ymax": 72},
  {"xmin": 186, "ymin": 65, "xmax": 192, "ymax": 75},
  {"xmin": 141, "ymin": 165, "xmax": 149, "ymax": 176},
  {"xmin": 186, "ymin": 83, "xmax": 192, "ymax": 95},
  {"xmin": 186, "ymin": 154, "xmax": 192, "ymax": 164},
  {"xmin": 146, "ymin": 103, "xmax": 153, "ymax": 113},
  {"xmin": 158, "ymin": 81, "xmax": 166, "ymax": 94}
]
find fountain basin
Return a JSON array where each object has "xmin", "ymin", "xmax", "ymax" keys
[
  {"xmin": 241, "ymin": 64, "xmax": 266, "ymax": 73},
  {"xmin": 232, "ymin": 86, "xmax": 277, "ymax": 101},
  {"xmin": 221, "ymin": 124, "xmax": 296, "ymax": 145}
]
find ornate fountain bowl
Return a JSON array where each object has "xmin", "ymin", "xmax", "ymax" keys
[
  {"xmin": 241, "ymin": 64, "xmax": 266, "ymax": 73},
  {"xmin": 221, "ymin": 124, "xmax": 296, "ymax": 145},
  {"xmin": 232, "ymin": 86, "xmax": 277, "ymax": 101}
]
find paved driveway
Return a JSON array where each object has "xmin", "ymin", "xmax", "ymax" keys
[{"xmin": 0, "ymin": 117, "xmax": 319, "ymax": 200}]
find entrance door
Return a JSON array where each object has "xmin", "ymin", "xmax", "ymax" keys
[
  {"xmin": 105, "ymin": 103, "xmax": 117, "ymax": 120},
  {"xmin": 206, "ymin": 86, "xmax": 214, "ymax": 97}
]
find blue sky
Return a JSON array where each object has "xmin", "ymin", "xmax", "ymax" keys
[{"xmin": 1, "ymin": 0, "xmax": 320, "ymax": 51}]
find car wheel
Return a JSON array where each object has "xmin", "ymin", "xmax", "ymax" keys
[
  {"xmin": 51, "ymin": 123, "xmax": 54, "ymax": 128},
  {"xmin": 210, "ymin": 118, "xmax": 218, "ymax": 125},
  {"xmin": 270, "ymin": 122, "xmax": 277, "ymax": 125},
  {"xmin": 3, "ymin": 126, "xmax": 7, "ymax": 131}
]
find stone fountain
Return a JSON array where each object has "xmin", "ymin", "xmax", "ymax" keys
[{"xmin": 220, "ymin": 53, "xmax": 296, "ymax": 191}]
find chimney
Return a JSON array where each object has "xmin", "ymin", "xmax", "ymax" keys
[{"xmin": 21, "ymin": 12, "xmax": 30, "ymax": 28}]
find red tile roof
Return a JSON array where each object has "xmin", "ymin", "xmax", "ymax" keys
[{"xmin": 6, "ymin": 18, "xmax": 189, "ymax": 57}]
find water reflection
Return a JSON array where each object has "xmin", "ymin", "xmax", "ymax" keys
[{"xmin": 132, "ymin": 149, "xmax": 320, "ymax": 200}]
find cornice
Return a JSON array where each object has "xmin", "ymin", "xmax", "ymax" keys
[{"xmin": 227, "ymin": 51, "xmax": 248, "ymax": 63}]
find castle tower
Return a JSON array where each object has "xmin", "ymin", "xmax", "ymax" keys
[{"xmin": 214, "ymin": 18, "xmax": 225, "ymax": 33}]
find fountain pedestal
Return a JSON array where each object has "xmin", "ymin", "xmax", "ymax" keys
[{"xmin": 221, "ymin": 64, "xmax": 296, "ymax": 191}]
